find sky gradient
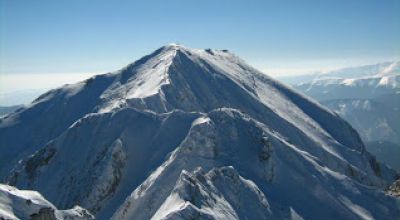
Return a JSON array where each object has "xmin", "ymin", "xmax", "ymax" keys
[{"xmin": 0, "ymin": 0, "xmax": 399, "ymax": 97}]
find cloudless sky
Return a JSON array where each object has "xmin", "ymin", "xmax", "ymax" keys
[{"xmin": 1, "ymin": 0, "xmax": 399, "ymax": 78}]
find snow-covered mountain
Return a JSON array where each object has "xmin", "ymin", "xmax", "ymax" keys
[
  {"xmin": 282, "ymin": 61, "xmax": 400, "ymax": 172},
  {"xmin": 294, "ymin": 61, "xmax": 400, "ymax": 101},
  {"xmin": 0, "ymin": 184, "xmax": 93, "ymax": 220},
  {"xmin": 276, "ymin": 61, "xmax": 396, "ymax": 85},
  {"xmin": 1, "ymin": 45, "xmax": 399, "ymax": 220}
]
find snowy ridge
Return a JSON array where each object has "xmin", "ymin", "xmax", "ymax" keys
[
  {"xmin": 111, "ymin": 109, "xmax": 398, "ymax": 220},
  {"xmin": 98, "ymin": 45, "xmax": 179, "ymax": 112},
  {"xmin": 294, "ymin": 61, "xmax": 400, "ymax": 101},
  {"xmin": 151, "ymin": 166, "xmax": 272, "ymax": 220},
  {"xmin": 0, "ymin": 184, "xmax": 93, "ymax": 220},
  {"xmin": 0, "ymin": 45, "xmax": 399, "ymax": 219},
  {"xmin": 303, "ymin": 74, "xmax": 400, "ymax": 89}
]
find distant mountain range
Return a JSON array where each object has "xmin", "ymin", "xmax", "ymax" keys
[
  {"xmin": 0, "ymin": 105, "xmax": 24, "ymax": 117},
  {"xmin": 0, "ymin": 89, "xmax": 45, "ymax": 107},
  {"xmin": 281, "ymin": 61, "xmax": 400, "ymax": 172},
  {"xmin": 1, "ymin": 45, "xmax": 398, "ymax": 219}
]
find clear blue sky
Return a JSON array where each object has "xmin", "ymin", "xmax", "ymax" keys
[{"xmin": 1, "ymin": 0, "xmax": 399, "ymax": 76}]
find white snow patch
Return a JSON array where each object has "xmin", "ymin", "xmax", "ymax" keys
[
  {"xmin": 339, "ymin": 195, "xmax": 374, "ymax": 220},
  {"xmin": 290, "ymin": 207, "xmax": 304, "ymax": 220},
  {"xmin": 192, "ymin": 116, "xmax": 211, "ymax": 126},
  {"xmin": 342, "ymin": 78, "xmax": 356, "ymax": 86}
]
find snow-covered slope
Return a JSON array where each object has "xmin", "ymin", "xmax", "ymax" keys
[
  {"xmin": 149, "ymin": 166, "xmax": 273, "ymax": 220},
  {"xmin": 0, "ymin": 184, "xmax": 93, "ymax": 220},
  {"xmin": 1, "ymin": 45, "xmax": 399, "ymax": 219},
  {"xmin": 111, "ymin": 108, "xmax": 399, "ymax": 220}
]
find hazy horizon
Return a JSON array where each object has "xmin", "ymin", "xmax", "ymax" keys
[
  {"xmin": 1, "ymin": 0, "xmax": 399, "ymax": 105},
  {"xmin": 1, "ymin": 57, "xmax": 397, "ymax": 106}
]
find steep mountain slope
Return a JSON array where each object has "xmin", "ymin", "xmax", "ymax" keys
[
  {"xmin": 112, "ymin": 108, "xmax": 398, "ymax": 220},
  {"xmin": 0, "ymin": 73, "xmax": 116, "ymax": 177},
  {"xmin": 0, "ymin": 184, "xmax": 93, "ymax": 220},
  {"xmin": 0, "ymin": 45, "xmax": 399, "ymax": 219},
  {"xmin": 149, "ymin": 166, "xmax": 274, "ymax": 220}
]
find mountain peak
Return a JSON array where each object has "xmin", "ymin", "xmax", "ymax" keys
[
  {"xmin": 163, "ymin": 43, "xmax": 185, "ymax": 50},
  {"xmin": 158, "ymin": 44, "xmax": 234, "ymax": 59},
  {"xmin": 1, "ymin": 45, "xmax": 399, "ymax": 219},
  {"xmin": 157, "ymin": 43, "xmax": 183, "ymax": 54},
  {"xmin": 96, "ymin": 44, "xmax": 249, "ymax": 112}
]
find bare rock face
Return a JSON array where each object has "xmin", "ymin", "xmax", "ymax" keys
[
  {"xmin": 387, "ymin": 179, "xmax": 400, "ymax": 197},
  {"xmin": 30, "ymin": 208, "xmax": 56, "ymax": 220}
]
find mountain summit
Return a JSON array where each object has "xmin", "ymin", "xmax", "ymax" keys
[{"xmin": 0, "ymin": 45, "xmax": 399, "ymax": 220}]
